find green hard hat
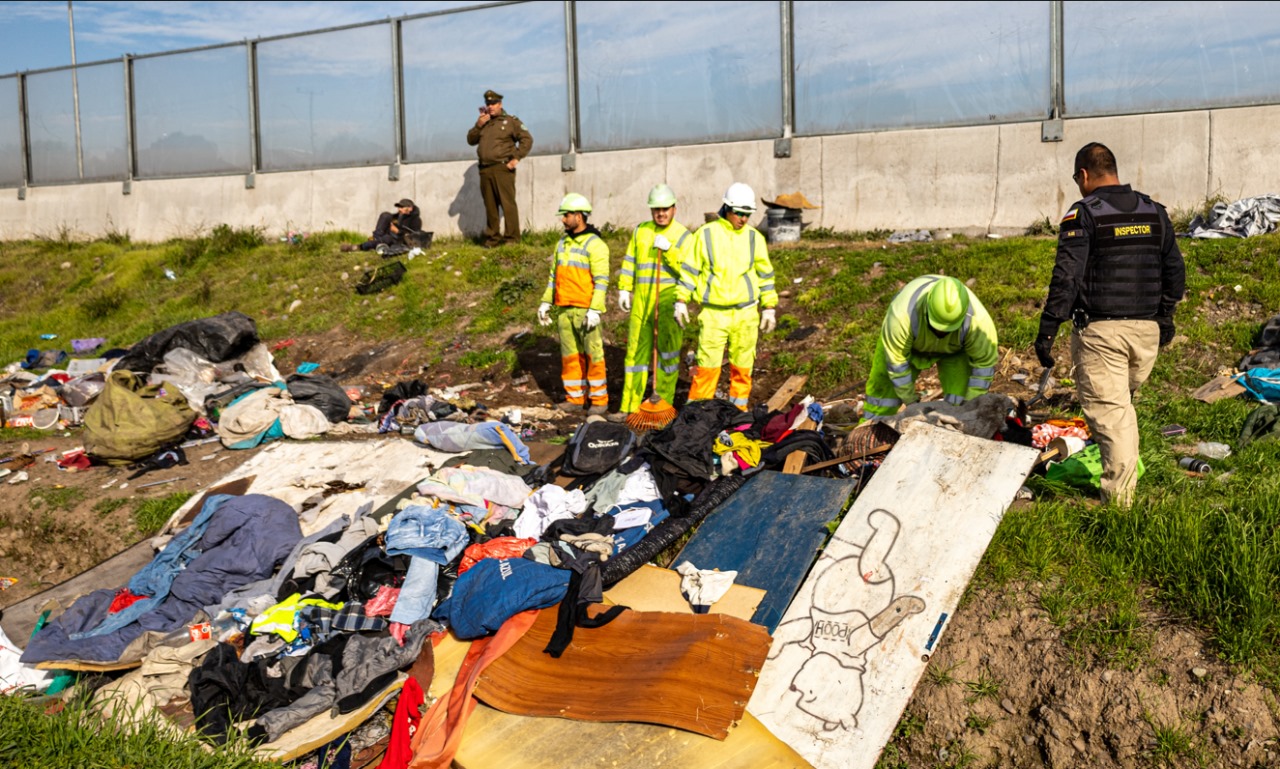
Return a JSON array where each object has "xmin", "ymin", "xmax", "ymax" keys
[
  {"xmin": 557, "ymin": 192, "xmax": 592, "ymax": 215},
  {"xmin": 926, "ymin": 276, "xmax": 969, "ymax": 332},
  {"xmin": 647, "ymin": 183, "xmax": 677, "ymax": 208}
]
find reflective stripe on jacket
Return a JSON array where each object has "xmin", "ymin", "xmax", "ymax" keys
[
  {"xmin": 676, "ymin": 217, "xmax": 777, "ymax": 309},
  {"xmin": 880, "ymin": 275, "xmax": 999, "ymax": 402},
  {"xmin": 541, "ymin": 231, "xmax": 610, "ymax": 311},
  {"xmin": 619, "ymin": 221, "xmax": 690, "ymax": 298}
]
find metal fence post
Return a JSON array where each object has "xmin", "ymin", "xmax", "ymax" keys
[
  {"xmin": 390, "ymin": 19, "xmax": 404, "ymax": 181},
  {"xmin": 122, "ymin": 54, "xmax": 134, "ymax": 194},
  {"xmin": 1042, "ymin": 0, "xmax": 1064, "ymax": 142},
  {"xmin": 17, "ymin": 73, "xmax": 29, "ymax": 199},
  {"xmin": 245, "ymin": 41, "xmax": 258, "ymax": 188},
  {"xmin": 562, "ymin": 0, "xmax": 578, "ymax": 171},
  {"xmin": 776, "ymin": 0, "xmax": 794, "ymax": 157}
]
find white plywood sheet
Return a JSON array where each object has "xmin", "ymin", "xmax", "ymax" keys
[{"xmin": 747, "ymin": 422, "xmax": 1038, "ymax": 769}]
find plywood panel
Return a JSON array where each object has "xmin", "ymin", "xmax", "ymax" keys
[
  {"xmin": 602, "ymin": 564, "xmax": 765, "ymax": 620},
  {"xmin": 748, "ymin": 422, "xmax": 1038, "ymax": 769}
]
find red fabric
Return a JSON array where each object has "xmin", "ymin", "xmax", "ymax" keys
[
  {"xmin": 47, "ymin": 373, "xmax": 72, "ymax": 384},
  {"xmin": 408, "ymin": 610, "xmax": 539, "ymax": 769},
  {"xmin": 377, "ymin": 677, "xmax": 425, "ymax": 769},
  {"xmin": 108, "ymin": 589, "xmax": 148, "ymax": 613},
  {"xmin": 365, "ymin": 585, "xmax": 401, "ymax": 617},
  {"xmin": 57, "ymin": 451, "xmax": 92, "ymax": 471},
  {"xmin": 763, "ymin": 402, "xmax": 805, "ymax": 443},
  {"xmin": 457, "ymin": 537, "xmax": 537, "ymax": 576}
]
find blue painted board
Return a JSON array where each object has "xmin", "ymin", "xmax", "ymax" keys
[{"xmin": 675, "ymin": 470, "xmax": 856, "ymax": 632}]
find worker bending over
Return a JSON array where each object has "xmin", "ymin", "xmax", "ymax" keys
[
  {"xmin": 863, "ymin": 275, "xmax": 998, "ymax": 419},
  {"xmin": 675, "ymin": 182, "xmax": 778, "ymax": 409},
  {"xmin": 616, "ymin": 184, "xmax": 691, "ymax": 416},
  {"xmin": 538, "ymin": 194, "xmax": 611, "ymax": 414}
]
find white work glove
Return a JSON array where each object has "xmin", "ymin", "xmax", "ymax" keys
[
  {"xmin": 760, "ymin": 308, "xmax": 777, "ymax": 333},
  {"xmin": 537, "ymin": 302, "xmax": 552, "ymax": 327},
  {"xmin": 674, "ymin": 302, "xmax": 690, "ymax": 329},
  {"xmin": 584, "ymin": 309, "xmax": 601, "ymax": 330},
  {"xmin": 652, "ymin": 234, "xmax": 671, "ymax": 252},
  {"xmin": 618, "ymin": 290, "xmax": 632, "ymax": 313}
]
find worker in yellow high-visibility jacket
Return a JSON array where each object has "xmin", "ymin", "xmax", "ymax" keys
[
  {"xmin": 863, "ymin": 275, "xmax": 999, "ymax": 419},
  {"xmin": 675, "ymin": 182, "xmax": 778, "ymax": 410},
  {"xmin": 616, "ymin": 184, "xmax": 692, "ymax": 416},
  {"xmin": 539, "ymin": 193, "xmax": 611, "ymax": 414}
]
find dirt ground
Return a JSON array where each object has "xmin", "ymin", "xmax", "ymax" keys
[{"xmin": 1, "ymin": 321, "xmax": 1274, "ymax": 768}]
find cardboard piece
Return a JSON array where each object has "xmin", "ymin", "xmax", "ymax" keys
[
  {"xmin": 676, "ymin": 470, "xmax": 857, "ymax": 632},
  {"xmin": 1192, "ymin": 373, "xmax": 1246, "ymax": 403},
  {"xmin": 602, "ymin": 563, "xmax": 765, "ymax": 620},
  {"xmin": 748, "ymin": 422, "xmax": 1039, "ymax": 769}
]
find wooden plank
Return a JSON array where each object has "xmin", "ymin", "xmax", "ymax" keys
[
  {"xmin": 800, "ymin": 444, "xmax": 893, "ymax": 475},
  {"xmin": 675, "ymin": 471, "xmax": 857, "ymax": 632},
  {"xmin": 426, "ymin": 633, "xmax": 813, "ymax": 769},
  {"xmin": 474, "ymin": 607, "xmax": 770, "ymax": 739},
  {"xmin": 747, "ymin": 422, "xmax": 1039, "ymax": 769},
  {"xmin": 766, "ymin": 375, "xmax": 809, "ymax": 413},
  {"xmin": 602, "ymin": 563, "xmax": 765, "ymax": 621}
]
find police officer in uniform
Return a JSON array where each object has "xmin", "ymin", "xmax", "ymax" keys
[
  {"xmin": 466, "ymin": 89, "xmax": 533, "ymax": 247},
  {"xmin": 1035, "ymin": 142, "xmax": 1185, "ymax": 508}
]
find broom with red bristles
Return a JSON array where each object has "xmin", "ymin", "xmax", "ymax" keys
[{"xmin": 626, "ymin": 239, "xmax": 678, "ymax": 433}]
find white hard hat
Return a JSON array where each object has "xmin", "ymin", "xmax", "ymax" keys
[{"xmin": 722, "ymin": 182, "xmax": 757, "ymax": 212}]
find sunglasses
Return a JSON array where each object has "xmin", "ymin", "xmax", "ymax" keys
[
  {"xmin": 731, "ymin": 208, "xmax": 754, "ymax": 217},
  {"xmin": 1072, "ymin": 169, "xmax": 1082, "ymax": 183}
]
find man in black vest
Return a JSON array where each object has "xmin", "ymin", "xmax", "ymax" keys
[{"xmin": 1034, "ymin": 142, "xmax": 1185, "ymax": 508}]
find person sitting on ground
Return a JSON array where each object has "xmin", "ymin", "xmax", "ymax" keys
[{"xmin": 341, "ymin": 199, "xmax": 422, "ymax": 252}]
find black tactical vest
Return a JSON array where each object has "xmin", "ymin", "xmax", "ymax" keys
[{"xmin": 1080, "ymin": 192, "xmax": 1164, "ymax": 319}]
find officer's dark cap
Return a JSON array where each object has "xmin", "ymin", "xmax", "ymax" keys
[
  {"xmin": 483, "ymin": 89, "xmax": 503, "ymax": 104},
  {"xmin": 395, "ymin": 198, "xmax": 415, "ymax": 208}
]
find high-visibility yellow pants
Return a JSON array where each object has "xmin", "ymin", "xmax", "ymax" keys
[
  {"xmin": 689, "ymin": 305, "xmax": 758, "ymax": 409},
  {"xmin": 557, "ymin": 307, "xmax": 607, "ymax": 407},
  {"xmin": 863, "ymin": 337, "xmax": 975, "ymax": 418},
  {"xmin": 620, "ymin": 291, "xmax": 682, "ymax": 413}
]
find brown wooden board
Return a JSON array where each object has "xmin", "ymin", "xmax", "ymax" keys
[
  {"xmin": 423, "ymin": 631, "xmax": 811, "ymax": 768},
  {"xmin": 766, "ymin": 375, "xmax": 809, "ymax": 413},
  {"xmin": 473, "ymin": 607, "xmax": 770, "ymax": 740}
]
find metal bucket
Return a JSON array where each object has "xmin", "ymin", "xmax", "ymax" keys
[{"xmin": 765, "ymin": 206, "xmax": 802, "ymax": 243}]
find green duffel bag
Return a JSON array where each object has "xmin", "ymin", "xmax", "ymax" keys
[
  {"xmin": 83, "ymin": 370, "xmax": 196, "ymax": 464},
  {"xmin": 1045, "ymin": 442, "xmax": 1145, "ymax": 491}
]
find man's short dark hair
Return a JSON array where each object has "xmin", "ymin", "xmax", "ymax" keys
[{"xmin": 1075, "ymin": 142, "xmax": 1117, "ymax": 178}]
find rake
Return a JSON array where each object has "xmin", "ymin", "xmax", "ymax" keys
[{"xmin": 626, "ymin": 245, "xmax": 678, "ymax": 433}]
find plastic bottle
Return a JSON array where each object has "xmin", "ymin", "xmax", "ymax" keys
[
  {"xmin": 1195, "ymin": 442, "xmax": 1231, "ymax": 460},
  {"xmin": 1179, "ymin": 456, "xmax": 1210, "ymax": 473}
]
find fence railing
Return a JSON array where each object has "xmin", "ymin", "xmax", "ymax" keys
[{"xmin": 2, "ymin": 0, "xmax": 1278, "ymax": 191}]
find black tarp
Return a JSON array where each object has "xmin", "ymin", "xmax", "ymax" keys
[
  {"xmin": 286, "ymin": 374, "xmax": 353, "ymax": 423},
  {"xmin": 115, "ymin": 311, "xmax": 259, "ymax": 374}
]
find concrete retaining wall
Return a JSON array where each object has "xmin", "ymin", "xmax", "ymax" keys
[{"xmin": 3, "ymin": 103, "xmax": 1278, "ymax": 241}]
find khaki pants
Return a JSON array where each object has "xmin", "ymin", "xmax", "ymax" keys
[
  {"xmin": 1070, "ymin": 319, "xmax": 1159, "ymax": 507},
  {"xmin": 479, "ymin": 164, "xmax": 519, "ymax": 243}
]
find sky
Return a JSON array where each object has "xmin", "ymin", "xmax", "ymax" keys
[{"xmin": 0, "ymin": 1, "xmax": 479, "ymax": 74}]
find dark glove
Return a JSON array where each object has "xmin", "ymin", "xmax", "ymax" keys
[
  {"xmin": 1157, "ymin": 316, "xmax": 1175, "ymax": 347},
  {"xmin": 1034, "ymin": 333, "xmax": 1056, "ymax": 368}
]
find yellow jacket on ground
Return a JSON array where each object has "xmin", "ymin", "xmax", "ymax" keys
[
  {"xmin": 677, "ymin": 218, "xmax": 777, "ymax": 309},
  {"xmin": 541, "ymin": 228, "xmax": 610, "ymax": 311}
]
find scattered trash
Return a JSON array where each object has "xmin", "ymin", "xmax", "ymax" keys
[
  {"xmin": 0, "ymin": 577, "xmax": 17, "ymax": 591},
  {"xmin": 1160, "ymin": 424, "xmax": 1187, "ymax": 437},
  {"xmin": 887, "ymin": 229, "xmax": 933, "ymax": 243},
  {"xmin": 1179, "ymin": 457, "xmax": 1210, "ymax": 474},
  {"xmin": 39, "ymin": 333, "xmax": 58, "ymax": 340},
  {"xmin": 164, "ymin": 268, "xmax": 177, "ymax": 281},
  {"xmin": 7, "ymin": 471, "xmax": 29, "ymax": 484},
  {"xmin": 1196, "ymin": 441, "xmax": 1231, "ymax": 460},
  {"xmin": 138, "ymin": 476, "xmax": 186, "ymax": 489},
  {"xmin": 100, "ymin": 477, "xmax": 118, "ymax": 489}
]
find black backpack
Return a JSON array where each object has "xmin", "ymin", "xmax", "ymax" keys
[{"xmin": 561, "ymin": 421, "xmax": 637, "ymax": 477}]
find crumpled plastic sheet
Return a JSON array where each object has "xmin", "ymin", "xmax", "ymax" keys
[{"xmin": 1189, "ymin": 195, "xmax": 1280, "ymax": 239}]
